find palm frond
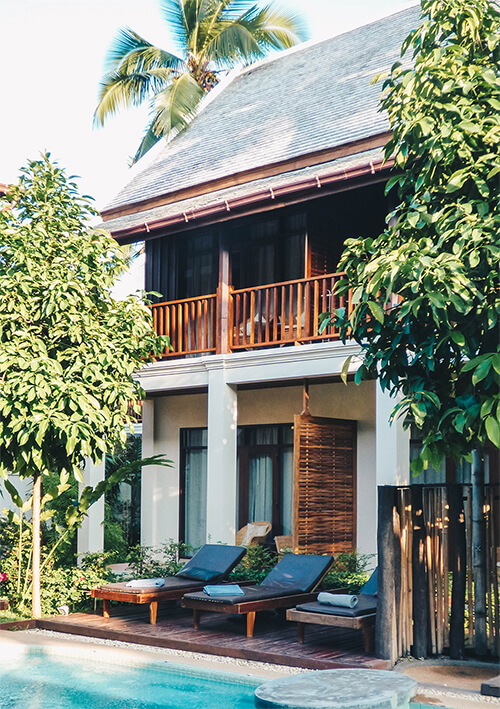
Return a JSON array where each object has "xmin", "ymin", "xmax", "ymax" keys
[
  {"xmin": 94, "ymin": 68, "xmax": 174, "ymax": 127},
  {"xmin": 153, "ymin": 72, "xmax": 205, "ymax": 137},
  {"xmin": 204, "ymin": 2, "xmax": 306, "ymax": 63},
  {"xmin": 131, "ymin": 117, "xmax": 165, "ymax": 163},
  {"xmin": 105, "ymin": 27, "xmax": 185, "ymax": 74},
  {"xmin": 158, "ymin": 0, "xmax": 189, "ymax": 51},
  {"xmin": 241, "ymin": 2, "xmax": 308, "ymax": 48},
  {"xmin": 203, "ymin": 22, "xmax": 261, "ymax": 64}
]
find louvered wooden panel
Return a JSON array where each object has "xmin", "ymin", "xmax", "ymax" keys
[{"xmin": 293, "ymin": 413, "xmax": 356, "ymax": 555}]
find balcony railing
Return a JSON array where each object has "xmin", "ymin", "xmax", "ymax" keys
[{"xmin": 151, "ymin": 272, "xmax": 350, "ymax": 359}]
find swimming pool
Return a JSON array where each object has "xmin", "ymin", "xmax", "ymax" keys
[
  {"xmin": 0, "ymin": 645, "xmax": 260, "ymax": 708},
  {"xmin": 0, "ymin": 640, "xmax": 446, "ymax": 709}
]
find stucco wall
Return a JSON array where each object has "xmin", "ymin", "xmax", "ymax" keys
[{"xmin": 142, "ymin": 380, "xmax": 379, "ymax": 556}]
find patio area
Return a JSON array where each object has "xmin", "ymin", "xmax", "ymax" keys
[{"xmin": 30, "ymin": 603, "xmax": 389, "ymax": 671}]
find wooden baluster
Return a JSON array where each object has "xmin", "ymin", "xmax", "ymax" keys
[
  {"xmin": 243, "ymin": 291, "xmax": 248, "ymax": 346},
  {"xmin": 305, "ymin": 280, "xmax": 312, "ymax": 338},
  {"xmin": 183, "ymin": 303, "xmax": 189, "ymax": 354},
  {"xmin": 211, "ymin": 297, "xmax": 216, "ymax": 350},
  {"xmin": 170, "ymin": 305, "xmax": 177, "ymax": 355},
  {"xmin": 272, "ymin": 287, "xmax": 278, "ymax": 341},
  {"xmin": 313, "ymin": 279, "xmax": 319, "ymax": 338},
  {"xmin": 234, "ymin": 293, "xmax": 240, "ymax": 347},
  {"xmin": 296, "ymin": 282, "xmax": 302, "ymax": 339},
  {"xmin": 190, "ymin": 300, "xmax": 195, "ymax": 351},
  {"xmin": 249, "ymin": 290, "xmax": 256, "ymax": 345},
  {"xmin": 256, "ymin": 289, "xmax": 262, "ymax": 343},
  {"xmin": 265, "ymin": 288, "xmax": 271, "ymax": 343},
  {"xmin": 164, "ymin": 306, "xmax": 170, "ymax": 355}
]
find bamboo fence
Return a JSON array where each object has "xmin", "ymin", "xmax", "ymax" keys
[{"xmin": 377, "ymin": 483, "xmax": 499, "ymax": 662}]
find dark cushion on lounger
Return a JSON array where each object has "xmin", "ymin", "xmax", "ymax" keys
[
  {"xmin": 176, "ymin": 544, "xmax": 246, "ymax": 582},
  {"xmin": 184, "ymin": 583, "xmax": 305, "ymax": 605},
  {"xmin": 99, "ymin": 576, "xmax": 206, "ymax": 595},
  {"xmin": 260, "ymin": 553, "xmax": 334, "ymax": 593},
  {"xmin": 360, "ymin": 568, "xmax": 378, "ymax": 596},
  {"xmin": 183, "ymin": 554, "xmax": 334, "ymax": 605},
  {"xmin": 296, "ymin": 594, "xmax": 377, "ymax": 617}
]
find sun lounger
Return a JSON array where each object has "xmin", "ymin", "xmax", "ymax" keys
[
  {"xmin": 181, "ymin": 553, "xmax": 334, "ymax": 637},
  {"xmin": 91, "ymin": 544, "xmax": 245, "ymax": 624},
  {"xmin": 286, "ymin": 568, "xmax": 378, "ymax": 652}
]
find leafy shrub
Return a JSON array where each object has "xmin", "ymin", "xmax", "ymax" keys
[
  {"xmin": 39, "ymin": 553, "xmax": 112, "ymax": 616},
  {"xmin": 125, "ymin": 541, "xmax": 194, "ymax": 579},
  {"xmin": 321, "ymin": 551, "xmax": 374, "ymax": 593},
  {"xmin": 230, "ymin": 545, "xmax": 277, "ymax": 584},
  {"xmin": 0, "ymin": 517, "xmax": 112, "ymax": 616}
]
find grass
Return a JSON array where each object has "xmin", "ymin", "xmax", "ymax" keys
[{"xmin": 0, "ymin": 609, "xmax": 26, "ymax": 625}]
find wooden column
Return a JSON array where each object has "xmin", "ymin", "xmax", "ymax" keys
[
  {"xmin": 472, "ymin": 449, "xmax": 488, "ymax": 655},
  {"xmin": 411, "ymin": 485, "xmax": 429, "ymax": 658},
  {"xmin": 216, "ymin": 243, "xmax": 231, "ymax": 354},
  {"xmin": 449, "ymin": 483, "xmax": 466, "ymax": 659},
  {"xmin": 376, "ymin": 485, "xmax": 398, "ymax": 664}
]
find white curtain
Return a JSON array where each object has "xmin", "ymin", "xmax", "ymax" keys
[
  {"xmin": 281, "ymin": 448, "xmax": 293, "ymax": 535},
  {"xmin": 185, "ymin": 449, "xmax": 207, "ymax": 549},
  {"xmin": 248, "ymin": 454, "xmax": 273, "ymax": 522}
]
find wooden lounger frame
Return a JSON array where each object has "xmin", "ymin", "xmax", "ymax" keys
[
  {"xmin": 286, "ymin": 607, "xmax": 376, "ymax": 652},
  {"xmin": 91, "ymin": 586, "xmax": 203, "ymax": 625},
  {"xmin": 91, "ymin": 580, "xmax": 255, "ymax": 625},
  {"xmin": 183, "ymin": 591, "xmax": 319, "ymax": 638}
]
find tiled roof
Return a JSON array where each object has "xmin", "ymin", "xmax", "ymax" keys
[{"xmin": 103, "ymin": 5, "xmax": 419, "ymax": 220}]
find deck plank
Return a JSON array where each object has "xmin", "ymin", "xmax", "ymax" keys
[{"xmin": 36, "ymin": 604, "xmax": 390, "ymax": 671}]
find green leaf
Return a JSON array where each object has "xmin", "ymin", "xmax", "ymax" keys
[
  {"xmin": 446, "ymin": 170, "xmax": 468, "ymax": 192},
  {"xmin": 340, "ymin": 355, "xmax": 353, "ymax": 385},
  {"xmin": 367, "ymin": 301, "xmax": 384, "ymax": 323},
  {"xmin": 472, "ymin": 358, "xmax": 492, "ymax": 385},
  {"xmin": 485, "ymin": 416, "xmax": 500, "ymax": 448}
]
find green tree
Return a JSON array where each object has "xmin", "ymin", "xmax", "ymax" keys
[
  {"xmin": 0, "ymin": 154, "xmax": 167, "ymax": 617},
  {"xmin": 94, "ymin": 0, "xmax": 307, "ymax": 162},
  {"xmin": 323, "ymin": 0, "xmax": 499, "ymax": 654}
]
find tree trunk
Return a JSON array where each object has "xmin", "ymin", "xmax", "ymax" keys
[
  {"xmin": 376, "ymin": 485, "xmax": 398, "ymax": 664},
  {"xmin": 31, "ymin": 471, "xmax": 42, "ymax": 618},
  {"xmin": 471, "ymin": 449, "xmax": 487, "ymax": 655}
]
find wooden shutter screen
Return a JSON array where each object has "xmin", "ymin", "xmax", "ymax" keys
[{"xmin": 293, "ymin": 413, "xmax": 356, "ymax": 555}]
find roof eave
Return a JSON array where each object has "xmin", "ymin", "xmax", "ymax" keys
[{"xmin": 111, "ymin": 156, "xmax": 394, "ymax": 244}]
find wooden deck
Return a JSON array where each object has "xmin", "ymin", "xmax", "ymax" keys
[{"xmin": 36, "ymin": 602, "xmax": 390, "ymax": 671}]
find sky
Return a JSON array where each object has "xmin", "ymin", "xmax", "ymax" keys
[{"xmin": 0, "ymin": 0, "xmax": 417, "ymax": 211}]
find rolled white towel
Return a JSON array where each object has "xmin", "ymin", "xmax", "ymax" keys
[
  {"xmin": 317, "ymin": 592, "xmax": 358, "ymax": 608},
  {"xmin": 125, "ymin": 578, "xmax": 165, "ymax": 588}
]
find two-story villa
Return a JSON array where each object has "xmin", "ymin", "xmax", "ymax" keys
[{"xmin": 94, "ymin": 7, "xmax": 421, "ymax": 560}]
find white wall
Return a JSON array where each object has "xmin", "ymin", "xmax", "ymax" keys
[
  {"xmin": 141, "ymin": 392, "xmax": 207, "ymax": 547},
  {"xmin": 144, "ymin": 380, "xmax": 380, "ymax": 556}
]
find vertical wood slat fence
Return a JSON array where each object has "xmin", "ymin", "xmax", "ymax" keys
[
  {"xmin": 232, "ymin": 272, "xmax": 349, "ymax": 350},
  {"xmin": 152, "ymin": 295, "xmax": 216, "ymax": 357},
  {"xmin": 377, "ymin": 484, "xmax": 499, "ymax": 664}
]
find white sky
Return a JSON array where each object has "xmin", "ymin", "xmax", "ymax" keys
[{"xmin": 0, "ymin": 0, "xmax": 416, "ymax": 211}]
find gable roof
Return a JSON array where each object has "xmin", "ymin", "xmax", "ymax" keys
[{"xmin": 102, "ymin": 5, "xmax": 420, "ymax": 237}]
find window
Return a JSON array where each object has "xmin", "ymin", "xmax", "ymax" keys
[
  {"xmin": 237, "ymin": 424, "xmax": 293, "ymax": 536},
  {"xmin": 180, "ymin": 428, "xmax": 208, "ymax": 550},
  {"xmin": 179, "ymin": 424, "xmax": 294, "ymax": 546}
]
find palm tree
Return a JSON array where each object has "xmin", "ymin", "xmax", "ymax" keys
[{"xmin": 94, "ymin": 0, "xmax": 308, "ymax": 163}]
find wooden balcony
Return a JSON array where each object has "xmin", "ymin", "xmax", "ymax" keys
[{"xmin": 152, "ymin": 273, "xmax": 350, "ymax": 359}]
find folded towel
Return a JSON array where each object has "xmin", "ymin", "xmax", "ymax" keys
[
  {"xmin": 203, "ymin": 584, "xmax": 244, "ymax": 596},
  {"xmin": 125, "ymin": 578, "xmax": 165, "ymax": 588},
  {"xmin": 317, "ymin": 592, "xmax": 358, "ymax": 608}
]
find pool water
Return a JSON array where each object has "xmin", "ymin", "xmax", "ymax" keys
[
  {"xmin": 0, "ymin": 646, "xmax": 448, "ymax": 709},
  {"xmin": 0, "ymin": 649, "xmax": 259, "ymax": 708}
]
